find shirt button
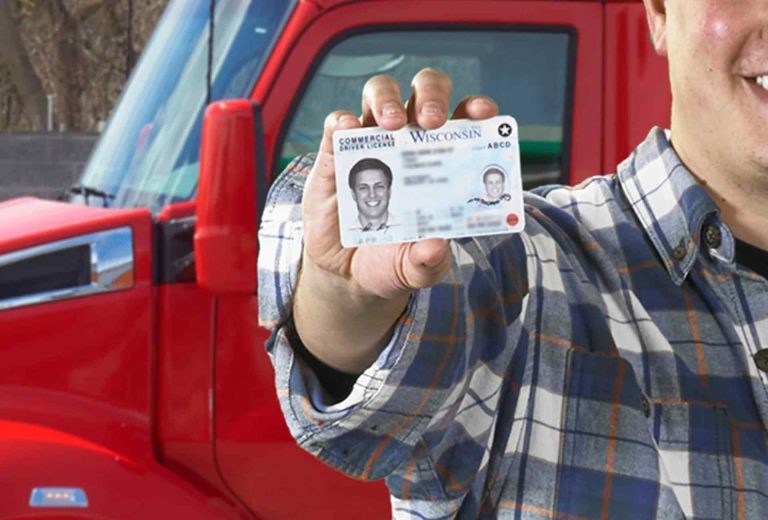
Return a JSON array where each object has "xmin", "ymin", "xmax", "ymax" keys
[
  {"xmin": 703, "ymin": 225, "xmax": 722, "ymax": 249},
  {"xmin": 641, "ymin": 395, "xmax": 651, "ymax": 417},
  {"xmin": 672, "ymin": 244, "xmax": 687, "ymax": 260},
  {"xmin": 754, "ymin": 350, "xmax": 768, "ymax": 373}
]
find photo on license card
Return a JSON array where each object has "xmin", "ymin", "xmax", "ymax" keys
[{"xmin": 333, "ymin": 116, "xmax": 524, "ymax": 247}]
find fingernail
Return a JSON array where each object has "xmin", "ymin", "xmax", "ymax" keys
[
  {"xmin": 421, "ymin": 102, "xmax": 444, "ymax": 117},
  {"xmin": 470, "ymin": 97, "xmax": 493, "ymax": 110},
  {"xmin": 338, "ymin": 114, "xmax": 357, "ymax": 126},
  {"xmin": 381, "ymin": 102, "xmax": 402, "ymax": 118}
]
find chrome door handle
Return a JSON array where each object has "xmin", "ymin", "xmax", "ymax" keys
[{"xmin": 0, "ymin": 227, "xmax": 134, "ymax": 311}]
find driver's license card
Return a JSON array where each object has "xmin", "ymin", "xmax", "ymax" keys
[{"xmin": 333, "ymin": 115, "xmax": 524, "ymax": 248}]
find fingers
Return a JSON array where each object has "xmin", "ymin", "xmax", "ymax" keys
[
  {"xmin": 361, "ymin": 75, "xmax": 407, "ymax": 130},
  {"xmin": 405, "ymin": 68, "xmax": 452, "ymax": 129},
  {"xmin": 359, "ymin": 69, "xmax": 495, "ymax": 133},
  {"xmin": 452, "ymin": 95, "xmax": 499, "ymax": 120},
  {"xmin": 357, "ymin": 68, "xmax": 456, "ymax": 131}
]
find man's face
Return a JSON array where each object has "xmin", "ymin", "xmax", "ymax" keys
[
  {"xmin": 351, "ymin": 169, "xmax": 391, "ymax": 221},
  {"xmin": 651, "ymin": 0, "xmax": 768, "ymax": 174},
  {"xmin": 484, "ymin": 172, "xmax": 505, "ymax": 200}
]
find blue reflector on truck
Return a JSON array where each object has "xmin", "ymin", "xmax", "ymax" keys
[{"xmin": 29, "ymin": 487, "xmax": 88, "ymax": 507}]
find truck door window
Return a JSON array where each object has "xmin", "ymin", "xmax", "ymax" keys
[{"xmin": 278, "ymin": 29, "xmax": 573, "ymax": 189}]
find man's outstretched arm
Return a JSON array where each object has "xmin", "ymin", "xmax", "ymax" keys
[{"xmin": 292, "ymin": 69, "xmax": 499, "ymax": 374}]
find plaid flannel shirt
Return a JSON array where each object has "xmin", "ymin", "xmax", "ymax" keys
[{"xmin": 257, "ymin": 128, "xmax": 768, "ymax": 519}]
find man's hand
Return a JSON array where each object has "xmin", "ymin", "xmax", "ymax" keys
[{"xmin": 294, "ymin": 68, "xmax": 498, "ymax": 374}]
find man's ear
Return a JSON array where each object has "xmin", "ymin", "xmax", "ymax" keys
[{"xmin": 643, "ymin": 0, "xmax": 668, "ymax": 55}]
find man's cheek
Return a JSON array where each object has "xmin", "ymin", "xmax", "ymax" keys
[{"xmin": 700, "ymin": 3, "xmax": 733, "ymax": 42}]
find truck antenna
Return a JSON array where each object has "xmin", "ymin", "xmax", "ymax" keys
[{"xmin": 206, "ymin": 0, "xmax": 215, "ymax": 105}]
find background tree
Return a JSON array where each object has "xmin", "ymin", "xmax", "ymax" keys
[{"xmin": 0, "ymin": 0, "xmax": 168, "ymax": 132}]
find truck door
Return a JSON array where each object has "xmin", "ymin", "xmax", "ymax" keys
[
  {"xmin": 0, "ymin": 199, "xmax": 157, "ymax": 510},
  {"xmin": 214, "ymin": 1, "xmax": 603, "ymax": 518},
  {"xmin": 603, "ymin": 1, "xmax": 671, "ymax": 171}
]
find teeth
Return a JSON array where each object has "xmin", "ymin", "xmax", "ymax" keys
[{"xmin": 757, "ymin": 75, "xmax": 768, "ymax": 90}]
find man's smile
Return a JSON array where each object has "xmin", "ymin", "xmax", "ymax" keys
[
  {"xmin": 750, "ymin": 74, "xmax": 768, "ymax": 98},
  {"xmin": 743, "ymin": 74, "xmax": 768, "ymax": 105}
]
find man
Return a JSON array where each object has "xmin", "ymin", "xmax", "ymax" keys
[
  {"xmin": 468, "ymin": 166, "xmax": 511, "ymax": 205},
  {"xmin": 258, "ymin": 0, "xmax": 768, "ymax": 517},
  {"xmin": 347, "ymin": 157, "xmax": 396, "ymax": 231}
]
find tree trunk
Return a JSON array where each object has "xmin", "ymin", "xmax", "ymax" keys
[
  {"xmin": 51, "ymin": 0, "xmax": 84, "ymax": 129},
  {"xmin": 0, "ymin": 2, "xmax": 48, "ymax": 129}
]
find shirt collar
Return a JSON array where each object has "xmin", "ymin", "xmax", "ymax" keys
[{"xmin": 617, "ymin": 127, "xmax": 731, "ymax": 285}]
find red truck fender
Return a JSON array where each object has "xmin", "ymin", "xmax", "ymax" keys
[{"xmin": 0, "ymin": 420, "xmax": 251, "ymax": 520}]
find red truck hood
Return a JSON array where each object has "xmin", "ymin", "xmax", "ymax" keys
[{"xmin": 0, "ymin": 197, "xmax": 151, "ymax": 255}]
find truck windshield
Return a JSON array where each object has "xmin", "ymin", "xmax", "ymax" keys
[{"xmin": 74, "ymin": 0, "xmax": 295, "ymax": 213}]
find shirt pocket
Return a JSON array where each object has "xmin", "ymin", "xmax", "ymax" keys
[
  {"xmin": 554, "ymin": 350, "xmax": 685, "ymax": 520},
  {"xmin": 652, "ymin": 400, "xmax": 737, "ymax": 520}
]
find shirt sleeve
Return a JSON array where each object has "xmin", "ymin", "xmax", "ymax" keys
[{"xmin": 257, "ymin": 155, "xmax": 530, "ymax": 501}]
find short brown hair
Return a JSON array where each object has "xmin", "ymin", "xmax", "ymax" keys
[{"xmin": 348, "ymin": 158, "xmax": 393, "ymax": 190}]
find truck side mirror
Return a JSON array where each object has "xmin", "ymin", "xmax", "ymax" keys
[{"xmin": 195, "ymin": 100, "xmax": 266, "ymax": 294}]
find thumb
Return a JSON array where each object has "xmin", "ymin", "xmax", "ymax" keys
[
  {"xmin": 400, "ymin": 239, "xmax": 453, "ymax": 290},
  {"xmin": 351, "ymin": 239, "xmax": 452, "ymax": 300},
  {"xmin": 303, "ymin": 111, "xmax": 361, "ymax": 263},
  {"xmin": 304, "ymin": 110, "xmax": 360, "ymax": 218}
]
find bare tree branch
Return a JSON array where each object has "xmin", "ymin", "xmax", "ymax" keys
[{"xmin": 65, "ymin": 0, "xmax": 108, "ymax": 21}]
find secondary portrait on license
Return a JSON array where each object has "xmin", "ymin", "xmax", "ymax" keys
[{"xmin": 333, "ymin": 116, "xmax": 525, "ymax": 247}]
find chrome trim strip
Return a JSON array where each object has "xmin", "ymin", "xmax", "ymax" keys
[{"xmin": 0, "ymin": 227, "xmax": 134, "ymax": 311}]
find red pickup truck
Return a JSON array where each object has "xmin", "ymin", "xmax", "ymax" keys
[{"xmin": 0, "ymin": 0, "xmax": 670, "ymax": 517}]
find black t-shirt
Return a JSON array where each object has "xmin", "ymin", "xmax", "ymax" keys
[
  {"xmin": 291, "ymin": 240, "xmax": 768, "ymax": 403},
  {"xmin": 736, "ymin": 239, "xmax": 768, "ymax": 278},
  {"xmin": 285, "ymin": 317, "xmax": 359, "ymax": 402}
]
